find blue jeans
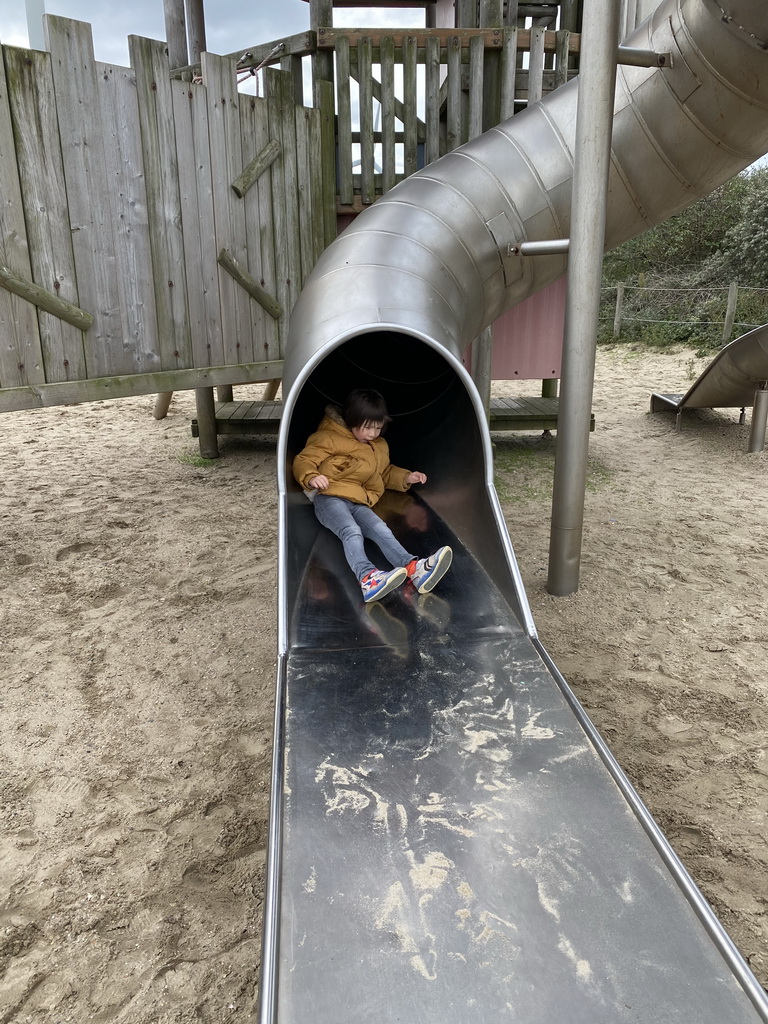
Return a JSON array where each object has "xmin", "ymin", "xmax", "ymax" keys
[{"xmin": 314, "ymin": 495, "xmax": 415, "ymax": 581}]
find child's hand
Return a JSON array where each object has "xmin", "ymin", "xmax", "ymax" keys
[
  {"xmin": 406, "ymin": 471, "xmax": 427, "ymax": 485},
  {"xmin": 309, "ymin": 475, "xmax": 330, "ymax": 490}
]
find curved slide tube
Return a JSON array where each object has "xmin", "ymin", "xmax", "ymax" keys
[{"xmin": 262, "ymin": 3, "xmax": 768, "ymax": 1021}]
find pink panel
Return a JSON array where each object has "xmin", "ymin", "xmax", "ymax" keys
[{"xmin": 464, "ymin": 276, "xmax": 567, "ymax": 380}]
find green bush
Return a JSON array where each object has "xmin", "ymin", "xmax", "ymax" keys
[{"xmin": 599, "ymin": 166, "xmax": 768, "ymax": 352}]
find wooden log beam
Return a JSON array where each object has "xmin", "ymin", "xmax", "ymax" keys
[
  {"xmin": 317, "ymin": 28, "xmax": 580, "ymax": 55},
  {"xmin": 0, "ymin": 360, "xmax": 285, "ymax": 414},
  {"xmin": 217, "ymin": 248, "xmax": 283, "ymax": 319},
  {"xmin": 171, "ymin": 31, "xmax": 316, "ymax": 77},
  {"xmin": 0, "ymin": 264, "xmax": 93, "ymax": 331},
  {"xmin": 231, "ymin": 139, "xmax": 280, "ymax": 198}
]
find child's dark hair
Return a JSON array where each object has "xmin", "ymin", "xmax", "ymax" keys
[{"xmin": 343, "ymin": 388, "xmax": 391, "ymax": 430}]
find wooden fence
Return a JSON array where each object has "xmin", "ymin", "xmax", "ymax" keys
[{"xmin": 0, "ymin": 16, "xmax": 330, "ymax": 412}]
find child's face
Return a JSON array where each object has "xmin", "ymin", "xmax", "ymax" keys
[{"xmin": 351, "ymin": 420, "xmax": 383, "ymax": 443}]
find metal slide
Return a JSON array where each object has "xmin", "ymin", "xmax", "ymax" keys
[
  {"xmin": 260, "ymin": 2, "xmax": 768, "ymax": 1021},
  {"xmin": 650, "ymin": 322, "xmax": 768, "ymax": 411}
]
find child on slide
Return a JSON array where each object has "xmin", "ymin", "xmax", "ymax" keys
[{"xmin": 293, "ymin": 388, "xmax": 452, "ymax": 603}]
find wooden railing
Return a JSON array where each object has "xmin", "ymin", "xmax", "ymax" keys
[{"xmin": 319, "ymin": 27, "xmax": 579, "ymax": 209}]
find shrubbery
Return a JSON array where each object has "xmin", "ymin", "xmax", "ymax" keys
[{"xmin": 599, "ymin": 166, "xmax": 768, "ymax": 353}]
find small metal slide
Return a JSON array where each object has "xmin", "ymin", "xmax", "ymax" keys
[
  {"xmin": 259, "ymin": 2, "xmax": 768, "ymax": 1020},
  {"xmin": 650, "ymin": 323, "xmax": 768, "ymax": 449}
]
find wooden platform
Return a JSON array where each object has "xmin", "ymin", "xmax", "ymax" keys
[{"xmin": 191, "ymin": 396, "xmax": 595, "ymax": 438}]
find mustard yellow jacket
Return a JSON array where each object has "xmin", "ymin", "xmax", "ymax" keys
[{"xmin": 293, "ymin": 406, "xmax": 412, "ymax": 507}]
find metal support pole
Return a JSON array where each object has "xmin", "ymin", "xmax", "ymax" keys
[
  {"xmin": 547, "ymin": 0, "xmax": 620, "ymax": 597},
  {"xmin": 748, "ymin": 385, "xmax": 768, "ymax": 452}
]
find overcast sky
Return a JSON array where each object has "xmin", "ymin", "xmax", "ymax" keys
[{"xmin": 0, "ymin": 1, "xmax": 423, "ymax": 66}]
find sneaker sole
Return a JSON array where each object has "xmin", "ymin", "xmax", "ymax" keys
[
  {"xmin": 363, "ymin": 566, "xmax": 408, "ymax": 603},
  {"xmin": 415, "ymin": 547, "xmax": 453, "ymax": 594}
]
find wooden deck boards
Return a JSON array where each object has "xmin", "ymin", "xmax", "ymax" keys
[{"xmin": 191, "ymin": 397, "xmax": 595, "ymax": 438}]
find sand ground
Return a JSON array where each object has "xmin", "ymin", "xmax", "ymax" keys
[{"xmin": 1, "ymin": 346, "xmax": 766, "ymax": 1021}]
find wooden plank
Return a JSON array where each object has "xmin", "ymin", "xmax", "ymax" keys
[
  {"xmin": 446, "ymin": 34, "xmax": 462, "ymax": 151},
  {"xmin": 294, "ymin": 102, "xmax": 315, "ymax": 283},
  {"xmin": 172, "ymin": 77, "xmax": 223, "ymax": 367},
  {"xmin": 380, "ymin": 36, "xmax": 396, "ymax": 194},
  {"xmin": 281, "ymin": 53, "xmax": 304, "ymax": 106},
  {"xmin": 305, "ymin": 104, "xmax": 326, "ymax": 271},
  {"xmin": 554, "ymin": 30, "xmax": 571, "ymax": 89},
  {"xmin": 202, "ymin": 51, "xmax": 254, "ymax": 365},
  {"xmin": 98, "ymin": 60, "xmax": 162, "ymax": 375},
  {"xmin": 358, "ymin": 37, "xmax": 375, "ymax": 206},
  {"xmin": 424, "ymin": 35, "xmax": 441, "ymax": 165},
  {"xmin": 403, "ymin": 34, "xmax": 418, "ymax": 177},
  {"xmin": 317, "ymin": 29, "xmax": 578, "ymax": 54},
  {"xmin": 191, "ymin": 415, "xmax": 281, "ymax": 438},
  {"xmin": 315, "ymin": 78, "xmax": 337, "ymax": 250},
  {"xmin": 528, "ymin": 25, "xmax": 546, "ymax": 104},
  {"xmin": 217, "ymin": 401, "xmax": 247, "ymax": 421},
  {"xmin": 468, "ymin": 34, "xmax": 484, "ymax": 139},
  {"xmin": 500, "ymin": 27, "xmax": 518, "ymax": 119},
  {"xmin": 241, "ymin": 94, "xmax": 280, "ymax": 361},
  {"xmin": 46, "ymin": 16, "xmax": 123, "ymax": 378},
  {"xmin": 336, "ymin": 37, "xmax": 354, "ymax": 207},
  {"xmin": 128, "ymin": 33, "xmax": 193, "ymax": 371},
  {"xmin": 264, "ymin": 69, "xmax": 292, "ymax": 349},
  {"xmin": 276, "ymin": 69, "xmax": 303, "ymax": 312},
  {"xmin": 230, "ymin": 401, "xmax": 255, "ymax": 420},
  {"xmin": 0, "ymin": 359, "xmax": 284, "ymax": 413},
  {"xmin": 2, "ymin": 45, "xmax": 77, "ymax": 387}
]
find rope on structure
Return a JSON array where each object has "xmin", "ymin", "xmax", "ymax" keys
[{"xmin": 236, "ymin": 44, "xmax": 286, "ymax": 96}]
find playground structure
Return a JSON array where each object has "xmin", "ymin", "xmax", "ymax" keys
[
  {"xmin": 267, "ymin": 1, "xmax": 768, "ymax": 1022},
  {"xmin": 3, "ymin": 0, "xmax": 768, "ymax": 1020},
  {"xmin": 1, "ymin": 0, "xmax": 585, "ymax": 419}
]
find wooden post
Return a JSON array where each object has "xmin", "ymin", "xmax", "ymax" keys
[
  {"xmin": 158, "ymin": 0, "xmax": 191, "ymax": 419},
  {"xmin": 195, "ymin": 386, "xmax": 219, "ymax": 458},
  {"xmin": 471, "ymin": 325, "xmax": 493, "ymax": 424},
  {"xmin": 613, "ymin": 281, "xmax": 625, "ymax": 337},
  {"xmin": 185, "ymin": 0, "xmax": 206, "ymax": 63},
  {"xmin": 153, "ymin": 392, "xmax": 174, "ymax": 419},
  {"xmin": 163, "ymin": 0, "xmax": 188, "ymax": 69},
  {"xmin": 722, "ymin": 280, "xmax": 738, "ymax": 345},
  {"xmin": 281, "ymin": 54, "xmax": 304, "ymax": 105},
  {"xmin": 541, "ymin": 377, "xmax": 558, "ymax": 399},
  {"xmin": 479, "ymin": 0, "xmax": 503, "ymax": 130},
  {"xmin": 310, "ymin": 0, "xmax": 334, "ymax": 84},
  {"xmin": 528, "ymin": 25, "xmax": 546, "ymax": 104}
]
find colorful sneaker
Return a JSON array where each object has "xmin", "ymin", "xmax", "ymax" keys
[
  {"xmin": 406, "ymin": 545, "xmax": 453, "ymax": 594},
  {"xmin": 360, "ymin": 566, "xmax": 408, "ymax": 603}
]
